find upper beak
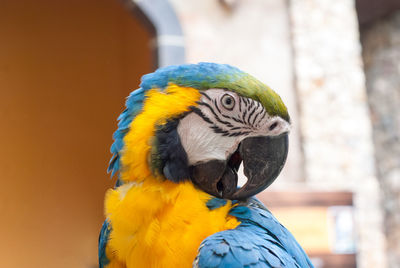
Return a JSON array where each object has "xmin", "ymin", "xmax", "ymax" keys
[{"xmin": 190, "ymin": 133, "xmax": 289, "ymax": 200}]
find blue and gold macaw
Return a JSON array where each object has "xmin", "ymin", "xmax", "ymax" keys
[{"xmin": 99, "ymin": 63, "xmax": 314, "ymax": 268}]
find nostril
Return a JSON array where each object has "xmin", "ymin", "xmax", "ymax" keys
[{"xmin": 269, "ymin": 122, "xmax": 278, "ymax": 131}]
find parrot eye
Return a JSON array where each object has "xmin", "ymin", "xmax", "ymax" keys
[{"xmin": 221, "ymin": 94, "xmax": 235, "ymax": 110}]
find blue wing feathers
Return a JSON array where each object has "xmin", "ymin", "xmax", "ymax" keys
[
  {"xmin": 99, "ymin": 219, "xmax": 111, "ymax": 268},
  {"xmin": 197, "ymin": 198, "xmax": 314, "ymax": 268}
]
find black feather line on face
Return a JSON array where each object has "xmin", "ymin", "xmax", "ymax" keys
[
  {"xmin": 242, "ymin": 109, "xmax": 247, "ymax": 122},
  {"xmin": 199, "ymin": 91, "xmax": 212, "ymax": 101},
  {"xmin": 227, "ymin": 116, "xmax": 245, "ymax": 124},
  {"xmin": 228, "ymin": 131, "xmax": 251, "ymax": 137},
  {"xmin": 247, "ymin": 105, "xmax": 257, "ymax": 125},
  {"xmin": 256, "ymin": 111, "xmax": 268, "ymax": 128},
  {"xmin": 251, "ymin": 110, "xmax": 262, "ymax": 126},
  {"xmin": 190, "ymin": 106, "xmax": 214, "ymax": 125},
  {"xmin": 152, "ymin": 119, "xmax": 191, "ymax": 182},
  {"xmin": 213, "ymin": 99, "xmax": 222, "ymax": 114},
  {"xmin": 197, "ymin": 101, "xmax": 235, "ymax": 128},
  {"xmin": 242, "ymin": 97, "xmax": 249, "ymax": 106},
  {"xmin": 191, "ymin": 106, "xmax": 234, "ymax": 135}
]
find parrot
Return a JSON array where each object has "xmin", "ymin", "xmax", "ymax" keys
[{"xmin": 98, "ymin": 62, "xmax": 314, "ymax": 268}]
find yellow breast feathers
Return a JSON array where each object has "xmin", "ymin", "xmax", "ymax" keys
[{"xmin": 105, "ymin": 181, "xmax": 239, "ymax": 267}]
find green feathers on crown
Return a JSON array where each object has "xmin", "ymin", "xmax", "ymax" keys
[{"xmin": 140, "ymin": 62, "xmax": 290, "ymax": 122}]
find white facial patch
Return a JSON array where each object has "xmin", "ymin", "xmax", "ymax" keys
[
  {"xmin": 178, "ymin": 112, "xmax": 241, "ymax": 165},
  {"xmin": 177, "ymin": 89, "xmax": 290, "ymax": 165}
]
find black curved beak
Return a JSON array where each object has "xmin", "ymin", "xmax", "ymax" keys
[{"xmin": 190, "ymin": 133, "xmax": 289, "ymax": 200}]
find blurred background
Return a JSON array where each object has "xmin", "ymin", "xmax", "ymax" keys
[{"xmin": 0, "ymin": 0, "xmax": 399, "ymax": 267}]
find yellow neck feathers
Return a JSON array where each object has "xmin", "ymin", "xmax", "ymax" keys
[
  {"xmin": 104, "ymin": 85, "xmax": 240, "ymax": 267},
  {"xmin": 120, "ymin": 84, "xmax": 201, "ymax": 184}
]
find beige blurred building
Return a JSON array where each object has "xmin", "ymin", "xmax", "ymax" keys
[{"xmin": 1, "ymin": 0, "xmax": 399, "ymax": 267}]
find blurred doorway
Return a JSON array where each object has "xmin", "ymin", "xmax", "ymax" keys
[{"xmin": 0, "ymin": 0, "xmax": 154, "ymax": 267}]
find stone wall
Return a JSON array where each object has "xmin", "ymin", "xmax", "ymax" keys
[
  {"xmin": 361, "ymin": 10, "xmax": 400, "ymax": 268},
  {"xmin": 289, "ymin": 0, "xmax": 386, "ymax": 267}
]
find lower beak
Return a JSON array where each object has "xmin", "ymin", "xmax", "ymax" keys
[{"xmin": 190, "ymin": 133, "xmax": 289, "ymax": 200}]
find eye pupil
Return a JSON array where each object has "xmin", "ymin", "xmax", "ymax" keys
[{"xmin": 221, "ymin": 94, "xmax": 235, "ymax": 110}]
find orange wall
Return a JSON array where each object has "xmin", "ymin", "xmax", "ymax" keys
[{"xmin": 0, "ymin": 0, "xmax": 153, "ymax": 267}]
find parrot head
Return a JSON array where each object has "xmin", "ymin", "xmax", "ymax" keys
[{"xmin": 109, "ymin": 62, "xmax": 290, "ymax": 200}]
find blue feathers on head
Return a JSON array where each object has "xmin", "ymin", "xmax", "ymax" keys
[{"xmin": 140, "ymin": 62, "xmax": 243, "ymax": 91}]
